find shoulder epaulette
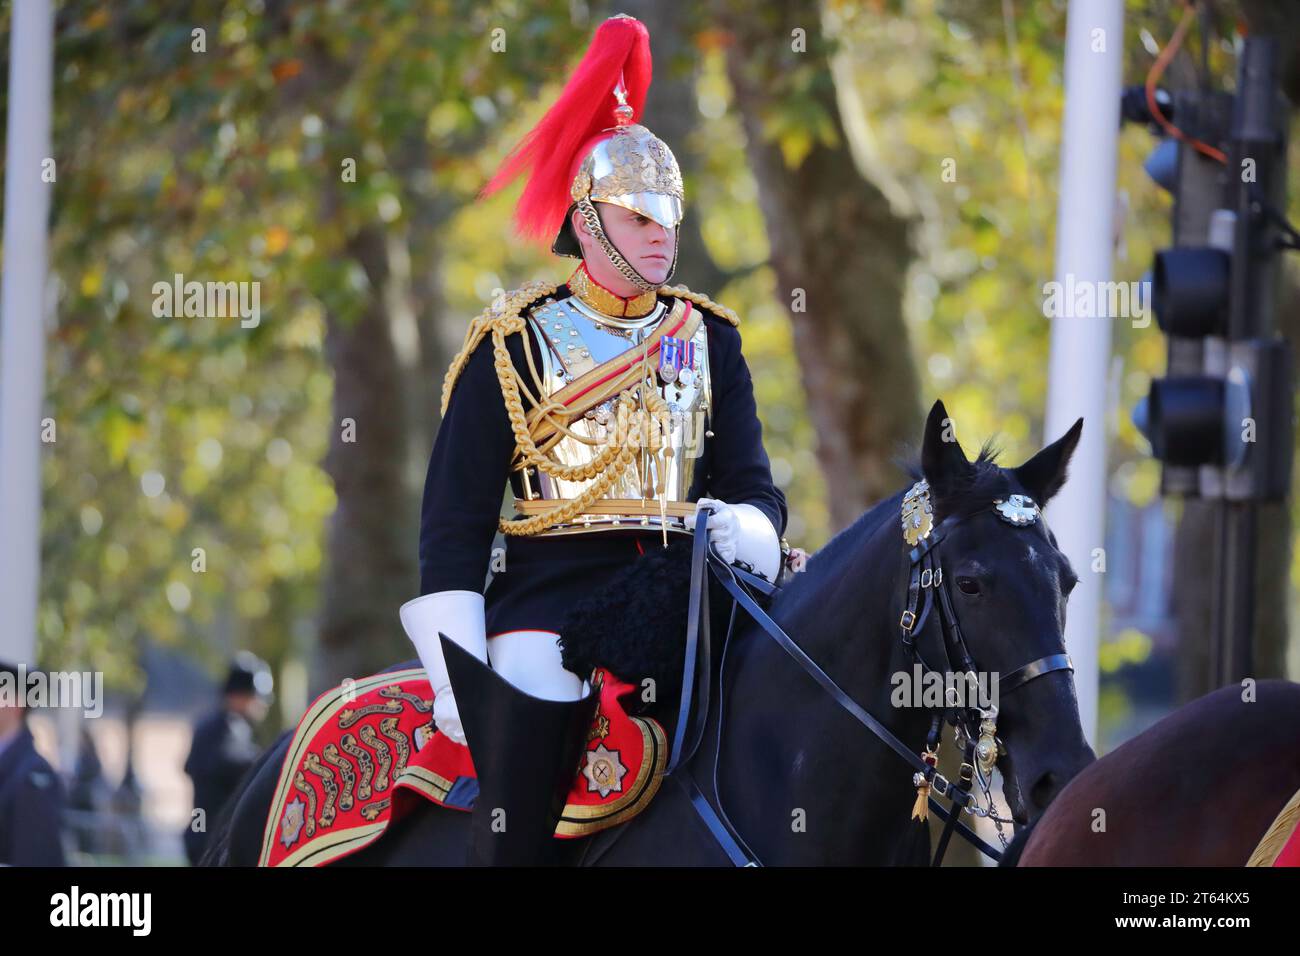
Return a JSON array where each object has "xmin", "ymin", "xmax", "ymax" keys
[
  {"xmin": 660, "ymin": 284, "xmax": 740, "ymax": 328},
  {"xmin": 440, "ymin": 280, "xmax": 560, "ymax": 416}
]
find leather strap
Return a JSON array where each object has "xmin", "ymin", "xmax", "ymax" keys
[
  {"xmin": 1001, "ymin": 653, "xmax": 1074, "ymax": 694},
  {"xmin": 589, "ymin": 523, "xmax": 1004, "ymax": 867},
  {"xmin": 705, "ymin": 552, "xmax": 998, "ymax": 859},
  {"xmin": 667, "ymin": 506, "xmax": 713, "ymax": 775},
  {"xmin": 930, "ymin": 735, "xmax": 976, "ymax": 866},
  {"xmin": 677, "ymin": 774, "xmax": 757, "ymax": 866}
]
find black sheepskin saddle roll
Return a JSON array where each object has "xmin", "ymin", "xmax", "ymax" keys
[{"xmin": 558, "ymin": 536, "xmax": 738, "ymax": 719}]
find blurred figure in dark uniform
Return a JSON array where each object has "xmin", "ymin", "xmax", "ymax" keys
[
  {"xmin": 0, "ymin": 660, "xmax": 67, "ymax": 866},
  {"xmin": 182, "ymin": 652, "xmax": 272, "ymax": 865}
]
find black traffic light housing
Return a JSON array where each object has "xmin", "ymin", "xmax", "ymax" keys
[{"xmin": 1137, "ymin": 37, "xmax": 1294, "ymax": 503}]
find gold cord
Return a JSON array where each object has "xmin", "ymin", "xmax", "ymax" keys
[{"xmin": 438, "ymin": 281, "xmax": 738, "ymax": 536}]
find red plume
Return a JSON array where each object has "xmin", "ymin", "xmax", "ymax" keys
[{"xmin": 480, "ymin": 16, "xmax": 653, "ymax": 244}]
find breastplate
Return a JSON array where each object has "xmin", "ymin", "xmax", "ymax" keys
[{"xmin": 516, "ymin": 292, "xmax": 712, "ymax": 537}]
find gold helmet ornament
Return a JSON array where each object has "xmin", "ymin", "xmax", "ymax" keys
[{"xmin": 480, "ymin": 14, "xmax": 684, "ymax": 291}]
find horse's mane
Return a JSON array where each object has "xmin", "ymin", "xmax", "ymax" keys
[{"xmin": 776, "ymin": 438, "xmax": 1012, "ymax": 619}]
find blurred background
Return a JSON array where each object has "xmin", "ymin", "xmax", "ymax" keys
[{"xmin": 1, "ymin": 0, "xmax": 1298, "ymax": 864}]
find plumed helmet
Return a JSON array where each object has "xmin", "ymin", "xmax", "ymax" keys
[
  {"xmin": 480, "ymin": 15, "xmax": 683, "ymax": 287},
  {"xmin": 563, "ymin": 120, "xmax": 684, "ymax": 243}
]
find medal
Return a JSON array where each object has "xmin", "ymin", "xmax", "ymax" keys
[
  {"xmin": 678, "ymin": 340, "xmax": 696, "ymax": 386},
  {"xmin": 658, "ymin": 336, "xmax": 682, "ymax": 384}
]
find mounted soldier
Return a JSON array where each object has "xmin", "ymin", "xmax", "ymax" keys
[{"xmin": 400, "ymin": 14, "xmax": 789, "ymax": 866}]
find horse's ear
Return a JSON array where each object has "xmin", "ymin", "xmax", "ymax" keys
[
  {"xmin": 1013, "ymin": 417, "xmax": 1083, "ymax": 505},
  {"xmin": 920, "ymin": 399, "xmax": 973, "ymax": 487}
]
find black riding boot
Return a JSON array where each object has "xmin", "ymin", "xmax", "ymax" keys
[{"xmin": 439, "ymin": 634, "xmax": 597, "ymax": 866}]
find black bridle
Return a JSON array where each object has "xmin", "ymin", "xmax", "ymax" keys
[
  {"xmin": 895, "ymin": 501, "xmax": 1074, "ymax": 863},
  {"xmin": 644, "ymin": 491, "xmax": 1075, "ymax": 868}
]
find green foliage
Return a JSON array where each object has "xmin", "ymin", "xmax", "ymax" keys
[
  {"xmin": 6, "ymin": 1, "xmax": 1295, "ymax": 711},
  {"xmin": 26, "ymin": 0, "xmax": 580, "ymax": 692}
]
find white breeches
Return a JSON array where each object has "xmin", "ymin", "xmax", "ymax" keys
[{"xmin": 487, "ymin": 630, "xmax": 586, "ymax": 702}]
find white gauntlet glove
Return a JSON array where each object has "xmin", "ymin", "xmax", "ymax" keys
[
  {"xmin": 694, "ymin": 497, "xmax": 782, "ymax": 582},
  {"xmin": 399, "ymin": 590, "xmax": 488, "ymax": 745}
]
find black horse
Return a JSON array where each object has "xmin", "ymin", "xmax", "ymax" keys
[{"xmin": 210, "ymin": 400, "xmax": 1095, "ymax": 865}]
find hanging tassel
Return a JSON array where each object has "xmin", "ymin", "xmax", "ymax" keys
[{"xmin": 911, "ymin": 748, "xmax": 939, "ymax": 823}]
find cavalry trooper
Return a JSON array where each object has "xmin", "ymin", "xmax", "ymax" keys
[{"xmin": 400, "ymin": 14, "xmax": 788, "ymax": 866}]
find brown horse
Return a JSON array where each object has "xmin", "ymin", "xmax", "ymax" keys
[{"xmin": 1003, "ymin": 680, "xmax": 1300, "ymax": 866}]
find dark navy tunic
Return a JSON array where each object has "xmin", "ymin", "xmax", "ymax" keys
[
  {"xmin": 0, "ymin": 725, "xmax": 67, "ymax": 866},
  {"xmin": 418, "ymin": 286, "xmax": 787, "ymax": 638}
]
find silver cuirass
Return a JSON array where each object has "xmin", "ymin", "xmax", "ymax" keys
[{"xmin": 515, "ymin": 292, "xmax": 712, "ymax": 537}]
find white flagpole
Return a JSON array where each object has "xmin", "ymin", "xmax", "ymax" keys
[
  {"xmin": 1044, "ymin": 0, "xmax": 1125, "ymax": 749},
  {"xmin": 0, "ymin": 0, "xmax": 55, "ymax": 670}
]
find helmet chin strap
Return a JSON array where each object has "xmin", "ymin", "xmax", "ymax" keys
[{"xmin": 576, "ymin": 197, "xmax": 679, "ymax": 291}]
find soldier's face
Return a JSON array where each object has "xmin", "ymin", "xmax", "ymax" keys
[{"xmin": 577, "ymin": 203, "xmax": 676, "ymax": 287}]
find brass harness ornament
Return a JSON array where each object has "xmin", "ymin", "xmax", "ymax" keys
[{"xmin": 900, "ymin": 478, "xmax": 1045, "ymax": 835}]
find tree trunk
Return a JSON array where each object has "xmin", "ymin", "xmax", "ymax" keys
[
  {"xmin": 624, "ymin": 0, "xmax": 732, "ymax": 295},
  {"xmin": 720, "ymin": 0, "xmax": 922, "ymax": 531},
  {"xmin": 314, "ymin": 225, "xmax": 415, "ymax": 692}
]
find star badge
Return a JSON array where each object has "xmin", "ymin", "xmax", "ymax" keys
[
  {"xmin": 280, "ymin": 796, "xmax": 306, "ymax": 848},
  {"xmin": 582, "ymin": 744, "xmax": 628, "ymax": 798}
]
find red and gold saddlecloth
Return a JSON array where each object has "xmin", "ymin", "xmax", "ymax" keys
[{"xmin": 259, "ymin": 667, "xmax": 666, "ymax": 866}]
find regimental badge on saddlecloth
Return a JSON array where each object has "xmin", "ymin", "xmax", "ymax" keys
[
  {"xmin": 582, "ymin": 743, "xmax": 628, "ymax": 798},
  {"xmin": 658, "ymin": 336, "xmax": 697, "ymax": 386},
  {"xmin": 280, "ymin": 796, "xmax": 306, "ymax": 849}
]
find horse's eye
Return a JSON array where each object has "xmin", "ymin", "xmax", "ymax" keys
[{"xmin": 956, "ymin": 576, "xmax": 981, "ymax": 596}]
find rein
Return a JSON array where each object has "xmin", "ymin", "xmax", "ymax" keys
[{"xmin": 668, "ymin": 482, "xmax": 1073, "ymax": 868}]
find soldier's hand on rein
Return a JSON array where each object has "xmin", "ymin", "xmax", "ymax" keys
[
  {"xmin": 694, "ymin": 497, "xmax": 739, "ymax": 563},
  {"xmin": 694, "ymin": 497, "xmax": 782, "ymax": 581}
]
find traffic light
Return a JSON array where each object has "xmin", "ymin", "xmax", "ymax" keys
[{"xmin": 1135, "ymin": 38, "xmax": 1294, "ymax": 502}]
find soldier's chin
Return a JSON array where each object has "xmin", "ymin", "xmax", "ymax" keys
[{"xmin": 640, "ymin": 258, "xmax": 670, "ymax": 283}]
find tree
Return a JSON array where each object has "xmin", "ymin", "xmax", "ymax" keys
[{"xmin": 718, "ymin": 0, "xmax": 922, "ymax": 531}]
